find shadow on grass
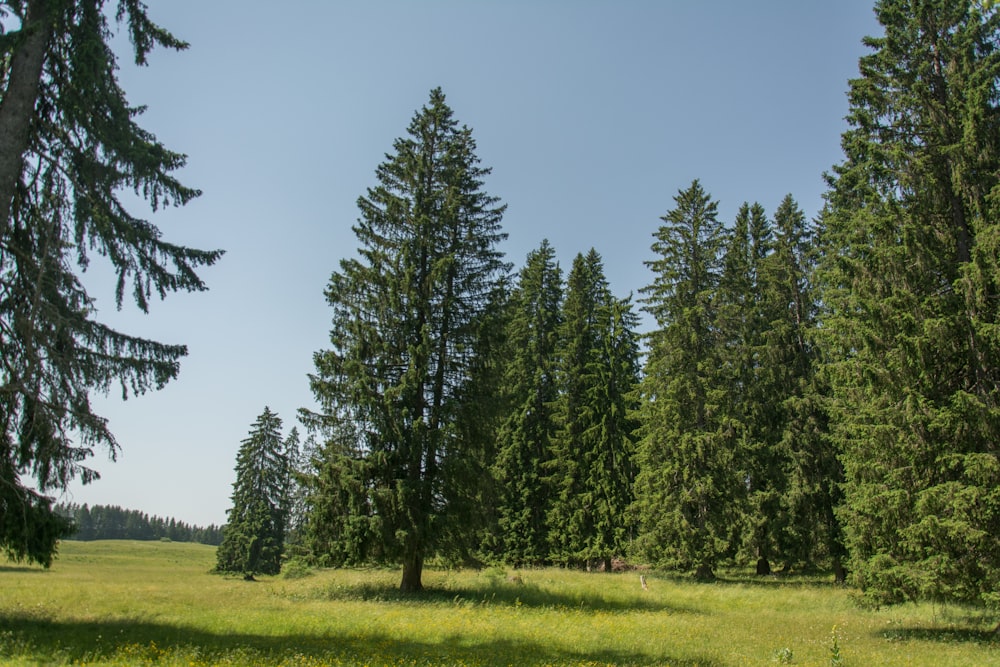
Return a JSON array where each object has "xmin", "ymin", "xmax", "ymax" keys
[
  {"xmin": 880, "ymin": 625, "xmax": 999, "ymax": 646},
  {"xmin": 0, "ymin": 565, "xmax": 47, "ymax": 574},
  {"xmin": 707, "ymin": 570, "xmax": 843, "ymax": 589},
  {"xmin": 319, "ymin": 578, "xmax": 700, "ymax": 614},
  {"xmin": 0, "ymin": 614, "xmax": 720, "ymax": 667}
]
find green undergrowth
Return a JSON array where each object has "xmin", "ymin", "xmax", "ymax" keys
[{"xmin": 0, "ymin": 541, "xmax": 996, "ymax": 666}]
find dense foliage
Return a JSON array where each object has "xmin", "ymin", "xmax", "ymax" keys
[
  {"xmin": 56, "ymin": 503, "xmax": 223, "ymax": 545},
  {"xmin": 632, "ymin": 180, "xmax": 736, "ymax": 580},
  {"xmin": 304, "ymin": 89, "xmax": 510, "ymax": 591},
  {"xmin": 547, "ymin": 250, "xmax": 639, "ymax": 570},
  {"xmin": 297, "ymin": 2, "xmax": 1000, "ymax": 604},
  {"xmin": 819, "ymin": 0, "xmax": 1000, "ymax": 607},
  {"xmin": 215, "ymin": 407, "xmax": 292, "ymax": 578},
  {"xmin": 492, "ymin": 240, "xmax": 563, "ymax": 566},
  {"xmin": 0, "ymin": 0, "xmax": 222, "ymax": 567}
]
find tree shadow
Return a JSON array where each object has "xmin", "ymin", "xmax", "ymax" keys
[
  {"xmin": 0, "ymin": 565, "xmax": 47, "ymax": 574},
  {"xmin": 879, "ymin": 625, "xmax": 999, "ymax": 646},
  {"xmin": 708, "ymin": 571, "xmax": 844, "ymax": 589},
  {"xmin": 320, "ymin": 578, "xmax": 702, "ymax": 614},
  {"xmin": 0, "ymin": 614, "xmax": 721, "ymax": 667}
]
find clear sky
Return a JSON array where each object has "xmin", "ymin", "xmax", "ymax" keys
[{"xmin": 63, "ymin": 1, "xmax": 881, "ymax": 528}]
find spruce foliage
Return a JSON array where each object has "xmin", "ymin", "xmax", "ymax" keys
[
  {"xmin": 0, "ymin": 1, "xmax": 222, "ymax": 567},
  {"xmin": 307, "ymin": 88, "xmax": 509, "ymax": 591},
  {"xmin": 297, "ymin": 425, "xmax": 375, "ymax": 567},
  {"xmin": 715, "ymin": 202, "xmax": 777, "ymax": 571},
  {"xmin": 765, "ymin": 196, "xmax": 844, "ymax": 577},
  {"xmin": 216, "ymin": 408, "xmax": 290, "ymax": 578},
  {"xmin": 493, "ymin": 240, "xmax": 562, "ymax": 566},
  {"xmin": 819, "ymin": 0, "xmax": 1000, "ymax": 606},
  {"xmin": 632, "ymin": 180, "xmax": 737, "ymax": 579},
  {"xmin": 548, "ymin": 249, "xmax": 639, "ymax": 569}
]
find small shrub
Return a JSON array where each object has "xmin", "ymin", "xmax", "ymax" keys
[
  {"xmin": 773, "ymin": 646, "xmax": 794, "ymax": 664},
  {"xmin": 282, "ymin": 560, "xmax": 314, "ymax": 580},
  {"xmin": 482, "ymin": 565, "xmax": 508, "ymax": 585}
]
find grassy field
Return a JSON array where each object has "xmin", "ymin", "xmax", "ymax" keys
[{"xmin": 0, "ymin": 541, "xmax": 996, "ymax": 666}]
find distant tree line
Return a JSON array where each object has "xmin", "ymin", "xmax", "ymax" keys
[{"xmin": 56, "ymin": 504, "xmax": 223, "ymax": 546}]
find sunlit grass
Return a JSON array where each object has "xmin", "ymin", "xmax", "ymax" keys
[{"xmin": 0, "ymin": 541, "xmax": 996, "ymax": 665}]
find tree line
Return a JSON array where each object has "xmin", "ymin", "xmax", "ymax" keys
[
  {"xmin": 56, "ymin": 504, "xmax": 223, "ymax": 545},
  {"xmin": 281, "ymin": 0, "xmax": 998, "ymax": 606},
  {"xmin": 3, "ymin": 0, "xmax": 999, "ymax": 613}
]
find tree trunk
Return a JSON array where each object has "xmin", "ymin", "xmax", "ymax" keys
[
  {"xmin": 400, "ymin": 551, "xmax": 423, "ymax": 592},
  {"xmin": 832, "ymin": 556, "xmax": 847, "ymax": 585},
  {"xmin": 0, "ymin": 0, "xmax": 54, "ymax": 231},
  {"xmin": 694, "ymin": 560, "xmax": 715, "ymax": 581}
]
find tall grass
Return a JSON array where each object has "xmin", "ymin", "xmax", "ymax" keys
[{"xmin": 0, "ymin": 541, "xmax": 996, "ymax": 666}]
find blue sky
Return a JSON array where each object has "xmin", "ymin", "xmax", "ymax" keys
[{"xmin": 65, "ymin": 1, "xmax": 880, "ymax": 527}]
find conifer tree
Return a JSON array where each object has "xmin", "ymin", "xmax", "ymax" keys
[
  {"xmin": 440, "ymin": 282, "xmax": 509, "ymax": 566},
  {"xmin": 764, "ymin": 196, "xmax": 845, "ymax": 577},
  {"xmin": 548, "ymin": 251, "xmax": 604, "ymax": 566},
  {"xmin": 548, "ymin": 249, "xmax": 639, "ymax": 569},
  {"xmin": 308, "ymin": 89, "xmax": 509, "ymax": 591},
  {"xmin": 493, "ymin": 240, "xmax": 562, "ymax": 565},
  {"xmin": 0, "ymin": 1, "xmax": 223, "ymax": 566},
  {"xmin": 593, "ymin": 295, "xmax": 641, "ymax": 566},
  {"xmin": 282, "ymin": 426, "xmax": 307, "ymax": 551},
  {"xmin": 716, "ymin": 202, "xmax": 783, "ymax": 573},
  {"xmin": 297, "ymin": 423, "xmax": 375, "ymax": 567},
  {"xmin": 216, "ymin": 408, "xmax": 289, "ymax": 579},
  {"xmin": 632, "ymin": 180, "xmax": 737, "ymax": 579},
  {"xmin": 819, "ymin": 0, "xmax": 1000, "ymax": 606}
]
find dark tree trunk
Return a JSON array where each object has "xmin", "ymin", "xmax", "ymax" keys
[
  {"xmin": 694, "ymin": 560, "xmax": 715, "ymax": 581},
  {"xmin": 400, "ymin": 552, "xmax": 423, "ymax": 592},
  {"xmin": 0, "ymin": 0, "xmax": 54, "ymax": 230},
  {"xmin": 832, "ymin": 556, "xmax": 846, "ymax": 584}
]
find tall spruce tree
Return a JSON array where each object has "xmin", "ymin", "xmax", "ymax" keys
[
  {"xmin": 632, "ymin": 180, "xmax": 737, "ymax": 579},
  {"xmin": 216, "ymin": 408, "xmax": 290, "ymax": 579},
  {"xmin": 765, "ymin": 195, "xmax": 844, "ymax": 578},
  {"xmin": 716, "ymin": 202, "xmax": 784, "ymax": 573},
  {"xmin": 594, "ymin": 294, "xmax": 641, "ymax": 567},
  {"xmin": 493, "ymin": 240, "xmax": 562, "ymax": 566},
  {"xmin": 308, "ymin": 88, "xmax": 509, "ymax": 591},
  {"xmin": 0, "ymin": 1, "xmax": 222, "ymax": 566},
  {"xmin": 548, "ymin": 249, "xmax": 639, "ymax": 569},
  {"xmin": 819, "ymin": 0, "xmax": 1000, "ymax": 606}
]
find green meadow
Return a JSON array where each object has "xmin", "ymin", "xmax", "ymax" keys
[{"xmin": 0, "ymin": 541, "xmax": 996, "ymax": 666}]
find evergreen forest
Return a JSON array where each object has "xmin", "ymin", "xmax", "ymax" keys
[
  {"xmin": 289, "ymin": 0, "xmax": 1000, "ymax": 607},
  {"xmin": 55, "ymin": 504, "xmax": 223, "ymax": 545},
  {"xmin": 3, "ymin": 0, "xmax": 1000, "ymax": 619}
]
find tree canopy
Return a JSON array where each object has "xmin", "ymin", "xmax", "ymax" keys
[
  {"xmin": 819, "ymin": 0, "xmax": 1000, "ymax": 607},
  {"xmin": 306, "ymin": 88, "xmax": 509, "ymax": 591},
  {"xmin": 0, "ymin": 0, "xmax": 222, "ymax": 566},
  {"xmin": 216, "ymin": 407, "xmax": 291, "ymax": 579}
]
